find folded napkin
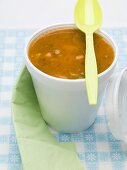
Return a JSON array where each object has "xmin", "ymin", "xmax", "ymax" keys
[{"xmin": 11, "ymin": 66, "xmax": 84, "ymax": 170}]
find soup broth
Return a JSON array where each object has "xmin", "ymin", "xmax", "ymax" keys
[{"xmin": 28, "ymin": 28, "xmax": 114, "ymax": 79}]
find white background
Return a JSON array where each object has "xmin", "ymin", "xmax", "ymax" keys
[{"xmin": 0, "ymin": 0, "xmax": 127, "ymax": 28}]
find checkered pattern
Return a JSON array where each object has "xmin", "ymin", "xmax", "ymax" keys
[{"xmin": 0, "ymin": 29, "xmax": 127, "ymax": 170}]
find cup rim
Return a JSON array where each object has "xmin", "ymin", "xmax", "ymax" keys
[{"xmin": 25, "ymin": 24, "xmax": 118, "ymax": 83}]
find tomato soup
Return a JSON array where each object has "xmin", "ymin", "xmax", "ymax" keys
[{"xmin": 28, "ymin": 28, "xmax": 114, "ymax": 79}]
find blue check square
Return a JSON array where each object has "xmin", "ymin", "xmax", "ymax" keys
[
  {"xmin": 8, "ymin": 154, "xmax": 21, "ymax": 164},
  {"xmin": 110, "ymin": 152, "xmax": 124, "ymax": 162},
  {"xmin": 59, "ymin": 133, "xmax": 71, "ymax": 142},
  {"xmin": 83, "ymin": 133, "xmax": 96, "ymax": 142},
  {"xmin": 109, "ymin": 142, "xmax": 121, "ymax": 151},
  {"xmin": 9, "ymin": 135, "xmax": 17, "ymax": 144},
  {"xmin": 85, "ymin": 152, "xmax": 98, "ymax": 162}
]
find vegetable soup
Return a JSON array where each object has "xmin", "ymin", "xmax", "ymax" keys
[{"xmin": 28, "ymin": 28, "xmax": 114, "ymax": 79}]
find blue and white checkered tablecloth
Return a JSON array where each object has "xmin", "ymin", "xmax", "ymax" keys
[{"xmin": 0, "ymin": 28, "xmax": 127, "ymax": 170}]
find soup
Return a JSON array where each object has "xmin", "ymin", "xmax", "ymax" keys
[{"xmin": 28, "ymin": 28, "xmax": 114, "ymax": 79}]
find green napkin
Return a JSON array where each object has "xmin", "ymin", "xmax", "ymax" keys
[{"xmin": 11, "ymin": 66, "xmax": 84, "ymax": 170}]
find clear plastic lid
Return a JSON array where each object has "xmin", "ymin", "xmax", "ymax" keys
[{"xmin": 105, "ymin": 68, "xmax": 127, "ymax": 143}]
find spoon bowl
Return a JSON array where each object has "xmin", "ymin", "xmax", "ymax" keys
[{"xmin": 75, "ymin": 0, "xmax": 103, "ymax": 33}]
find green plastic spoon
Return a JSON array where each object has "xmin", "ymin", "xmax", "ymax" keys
[{"xmin": 74, "ymin": 0, "xmax": 103, "ymax": 105}]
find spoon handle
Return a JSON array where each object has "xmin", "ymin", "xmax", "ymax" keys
[{"xmin": 85, "ymin": 33, "xmax": 98, "ymax": 105}]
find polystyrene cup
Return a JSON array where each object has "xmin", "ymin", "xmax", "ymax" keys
[{"xmin": 25, "ymin": 24, "xmax": 117, "ymax": 132}]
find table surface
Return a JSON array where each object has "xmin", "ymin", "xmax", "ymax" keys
[
  {"xmin": 0, "ymin": 28, "xmax": 127, "ymax": 170},
  {"xmin": 0, "ymin": 1, "xmax": 127, "ymax": 170}
]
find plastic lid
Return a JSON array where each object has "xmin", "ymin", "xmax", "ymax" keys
[{"xmin": 105, "ymin": 68, "xmax": 127, "ymax": 143}]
